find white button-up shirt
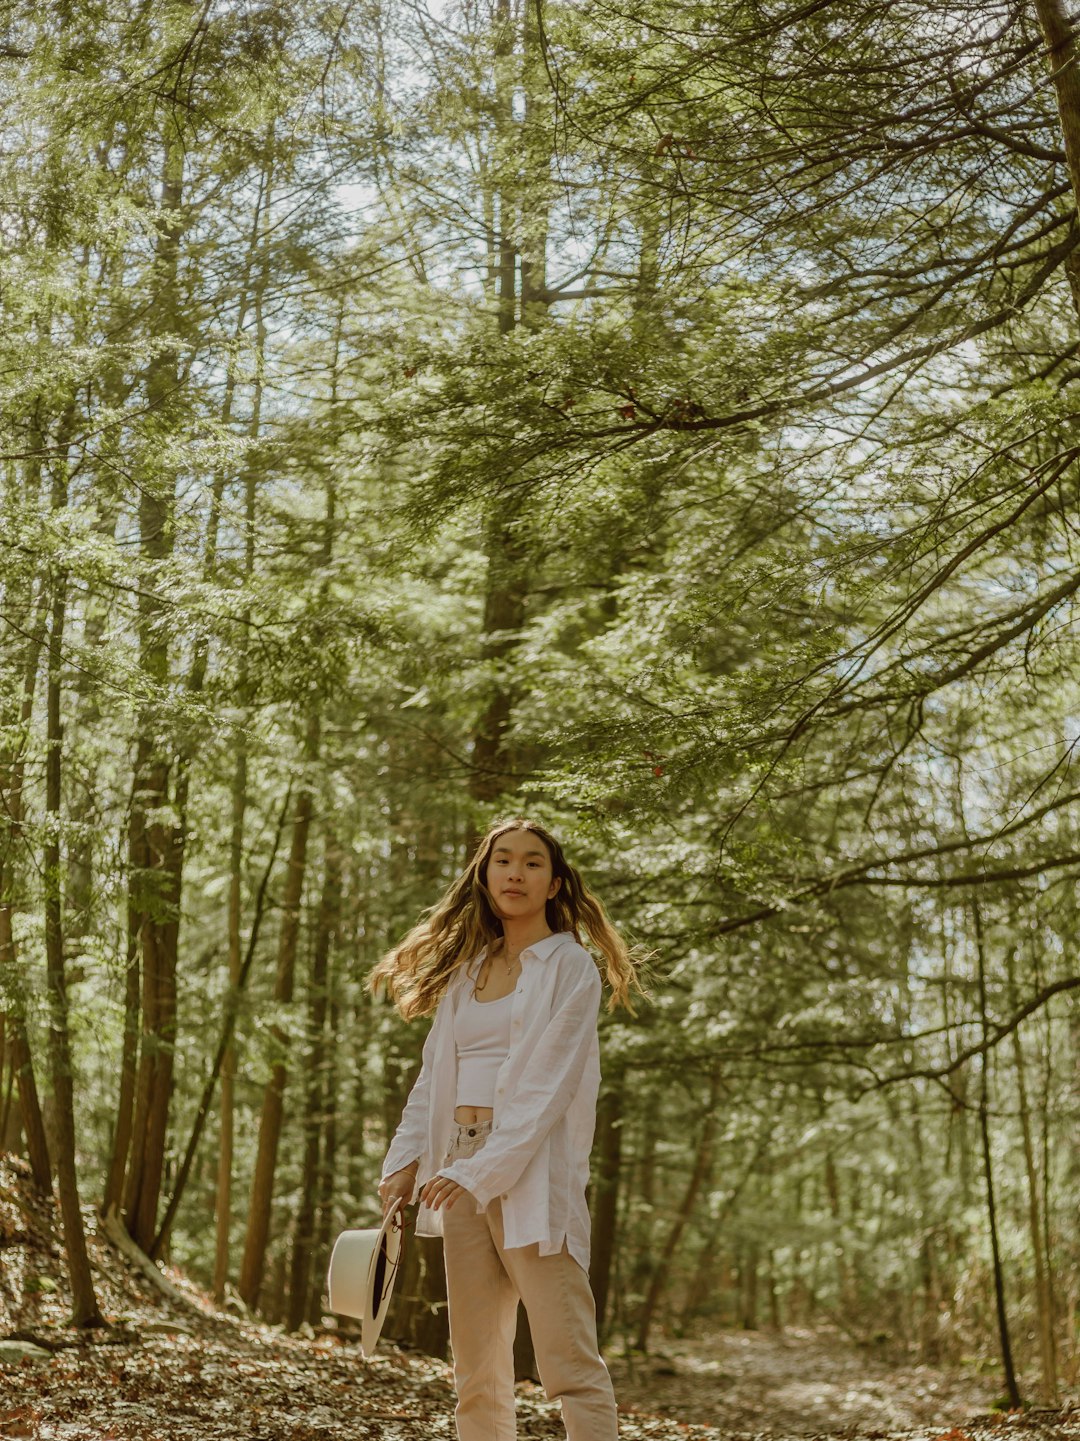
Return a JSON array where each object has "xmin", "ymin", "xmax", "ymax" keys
[{"xmin": 380, "ymin": 931, "xmax": 601, "ymax": 1273}]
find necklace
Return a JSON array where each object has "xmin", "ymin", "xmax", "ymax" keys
[{"xmin": 475, "ymin": 940, "xmax": 521, "ymax": 993}]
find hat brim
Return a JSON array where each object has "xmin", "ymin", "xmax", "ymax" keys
[{"xmin": 327, "ymin": 1200, "xmax": 404, "ymax": 1355}]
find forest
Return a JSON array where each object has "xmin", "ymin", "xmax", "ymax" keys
[{"xmin": 2, "ymin": 0, "xmax": 1080, "ymax": 1427}]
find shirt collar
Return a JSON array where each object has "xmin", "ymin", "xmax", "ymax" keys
[
  {"xmin": 519, "ymin": 931, "xmax": 570, "ymax": 963},
  {"xmin": 459, "ymin": 929, "xmax": 570, "ymax": 981}
]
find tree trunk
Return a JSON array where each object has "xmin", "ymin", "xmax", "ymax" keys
[
  {"xmin": 1007, "ymin": 946, "xmax": 1057, "ymax": 1400},
  {"xmin": 909, "ymin": 1089, "xmax": 942, "ymax": 1360},
  {"xmin": 1037, "ymin": 956, "xmax": 1060, "ymax": 1392},
  {"xmin": 42, "ymin": 500, "xmax": 103, "ymax": 1327},
  {"xmin": 64, "ymin": 490, "xmax": 122, "ymax": 948},
  {"xmin": 0, "ymin": 1006, "xmax": 50, "ymax": 1191},
  {"xmin": 212, "ymin": 304, "xmax": 266, "ymax": 1292},
  {"xmin": 151, "ymin": 787, "xmax": 292, "ymax": 1260},
  {"xmin": 214, "ymin": 709, "xmax": 247, "ymax": 1298},
  {"xmin": 823, "ymin": 1147, "xmax": 856, "ymax": 1313},
  {"xmin": 122, "ymin": 675, "xmax": 182, "ymax": 1254},
  {"xmin": 0, "ymin": 565, "xmax": 52, "ymax": 1191},
  {"xmin": 470, "ymin": 0, "xmax": 528, "ymax": 812},
  {"xmin": 589, "ymin": 1071, "xmax": 623, "ymax": 1341},
  {"xmin": 765, "ymin": 1250, "xmax": 782, "ymax": 1330},
  {"xmin": 739, "ymin": 1239, "xmax": 760, "ymax": 1330},
  {"xmin": 519, "ymin": 0, "xmax": 551, "ymax": 330},
  {"xmin": 262, "ymin": 1244, "xmax": 289, "ymax": 1326},
  {"xmin": 1032, "ymin": 0, "xmax": 1080, "ymax": 324},
  {"xmin": 972, "ymin": 901, "xmax": 1022, "ymax": 1409},
  {"xmin": 213, "ymin": 312, "xmax": 266, "ymax": 1291},
  {"xmin": 381, "ymin": 998, "xmax": 450, "ymax": 1364},
  {"xmin": 120, "ymin": 132, "xmax": 187, "ymax": 1252},
  {"xmin": 680, "ymin": 1108, "xmax": 775, "ymax": 1327},
  {"xmin": 287, "ymin": 832, "xmax": 342, "ymax": 1330},
  {"xmin": 238, "ymin": 742, "xmax": 318, "ymax": 1308},
  {"xmin": 493, "ymin": 0, "xmax": 516, "ymax": 339},
  {"xmin": 309, "ymin": 945, "xmax": 340, "ymax": 1327},
  {"xmin": 102, "ymin": 830, "xmax": 140, "ymax": 1218},
  {"xmin": 0, "ymin": 1020, "xmax": 9, "ymax": 1145},
  {"xmin": 348, "ymin": 984, "xmax": 370, "ymax": 1210},
  {"xmin": 635, "ymin": 1071, "xmax": 721, "ymax": 1352},
  {"xmin": 387, "ymin": 1219, "xmax": 449, "ymax": 1356}
]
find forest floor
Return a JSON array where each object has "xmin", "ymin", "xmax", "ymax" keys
[
  {"xmin": 1, "ymin": 1155, "xmax": 1078, "ymax": 1441},
  {"xmin": 605, "ymin": 1328, "xmax": 1046, "ymax": 1432}
]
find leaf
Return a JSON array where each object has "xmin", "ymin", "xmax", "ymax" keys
[{"xmin": 0, "ymin": 1408, "xmax": 37, "ymax": 1438}]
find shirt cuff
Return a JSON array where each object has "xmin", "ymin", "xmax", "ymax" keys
[
  {"xmin": 437, "ymin": 1159, "xmax": 493, "ymax": 1213},
  {"xmin": 381, "ymin": 1155, "xmax": 421, "ymax": 1192}
]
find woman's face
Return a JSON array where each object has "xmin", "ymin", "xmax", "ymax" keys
[{"xmin": 485, "ymin": 829, "xmax": 561, "ymax": 923}]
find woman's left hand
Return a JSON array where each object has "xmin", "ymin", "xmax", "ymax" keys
[{"xmin": 419, "ymin": 1173, "xmax": 472, "ymax": 1211}]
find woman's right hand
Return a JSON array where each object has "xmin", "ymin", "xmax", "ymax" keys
[{"xmin": 378, "ymin": 1166, "xmax": 417, "ymax": 1217}]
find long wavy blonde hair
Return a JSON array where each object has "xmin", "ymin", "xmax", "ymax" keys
[{"xmin": 368, "ymin": 817, "xmax": 649, "ymax": 1020}]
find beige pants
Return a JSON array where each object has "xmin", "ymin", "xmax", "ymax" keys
[{"xmin": 440, "ymin": 1121, "xmax": 619, "ymax": 1441}]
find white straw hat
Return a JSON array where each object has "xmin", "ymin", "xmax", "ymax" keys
[{"xmin": 327, "ymin": 1200, "xmax": 405, "ymax": 1355}]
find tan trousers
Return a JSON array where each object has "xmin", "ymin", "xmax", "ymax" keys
[{"xmin": 440, "ymin": 1121, "xmax": 619, "ymax": 1441}]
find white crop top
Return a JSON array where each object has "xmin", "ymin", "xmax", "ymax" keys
[{"xmin": 454, "ymin": 987, "xmax": 514, "ymax": 1108}]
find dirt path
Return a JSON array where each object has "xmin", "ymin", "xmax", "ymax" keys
[{"xmin": 605, "ymin": 1328, "xmax": 1051, "ymax": 1434}]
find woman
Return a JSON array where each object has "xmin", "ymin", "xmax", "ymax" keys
[{"xmin": 371, "ymin": 816, "xmax": 645, "ymax": 1441}]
